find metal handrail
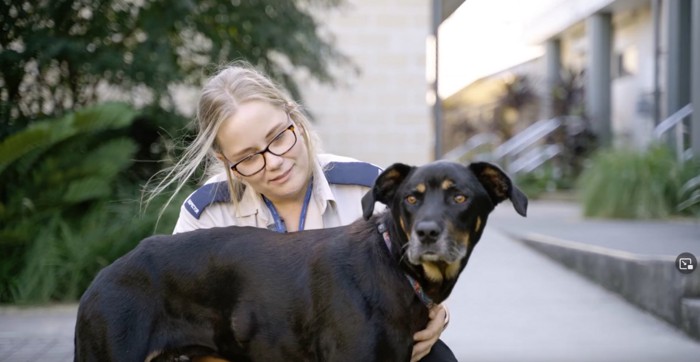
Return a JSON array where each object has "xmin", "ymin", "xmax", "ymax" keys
[
  {"xmin": 653, "ymin": 104, "xmax": 693, "ymax": 163},
  {"xmin": 442, "ymin": 133, "xmax": 500, "ymax": 161},
  {"xmin": 493, "ymin": 118, "xmax": 562, "ymax": 160},
  {"xmin": 508, "ymin": 144, "xmax": 561, "ymax": 174},
  {"xmin": 442, "ymin": 117, "xmax": 565, "ymax": 173},
  {"xmin": 653, "ymin": 104, "xmax": 692, "ymax": 139}
]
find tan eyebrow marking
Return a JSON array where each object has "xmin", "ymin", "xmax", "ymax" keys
[
  {"xmin": 416, "ymin": 183, "xmax": 426, "ymax": 193},
  {"xmin": 441, "ymin": 179, "xmax": 454, "ymax": 190}
]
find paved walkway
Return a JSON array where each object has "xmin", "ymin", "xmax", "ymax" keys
[
  {"xmin": 489, "ymin": 200, "xmax": 700, "ymax": 257},
  {"xmin": 0, "ymin": 304, "xmax": 75, "ymax": 362},
  {"xmin": 1, "ymin": 200, "xmax": 699, "ymax": 361},
  {"xmin": 442, "ymin": 206, "xmax": 700, "ymax": 361}
]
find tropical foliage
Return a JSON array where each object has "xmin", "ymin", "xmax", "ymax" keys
[
  {"xmin": 0, "ymin": 103, "xmax": 188, "ymax": 303},
  {"xmin": 0, "ymin": 0, "xmax": 346, "ymax": 304}
]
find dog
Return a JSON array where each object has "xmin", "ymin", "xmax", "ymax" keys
[{"xmin": 74, "ymin": 161, "xmax": 527, "ymax": 361}]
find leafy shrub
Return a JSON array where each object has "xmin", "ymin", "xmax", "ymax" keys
[
  {"xmin": 677, "ymin": 159, "xmax": 700, "ymax": 216},
  {"xmin": 0, "ymin": 103, "xmax": 188, "ymax": 304},
  {"xmin": 514, "ymin": 161, "xmax": 579, "ymax": 200},
  {"xmin": 577, "ymin": 146, "xmax": 684, "ymax": 219},
  {"xmin": 6, "ymin": 188, "xmax": 184, "ymax": 303}
]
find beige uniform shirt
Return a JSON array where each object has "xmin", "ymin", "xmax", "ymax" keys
[{"xmin": 173, "ymin": 154, "xmax": 384, "ymax": 234}]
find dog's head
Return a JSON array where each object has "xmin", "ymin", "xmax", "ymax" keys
[{"xmin": 361, "ymin": 161, "xmax": 527, "ymax": 283}]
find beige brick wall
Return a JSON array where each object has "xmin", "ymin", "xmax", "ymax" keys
[{"xmin": 297, "ymin": 0, "xmax": 433, "ymax": 168}]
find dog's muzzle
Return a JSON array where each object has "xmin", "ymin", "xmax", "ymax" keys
[{"xmin": 406, "ymin": 221, "xmax": 466, "ymax": 265}]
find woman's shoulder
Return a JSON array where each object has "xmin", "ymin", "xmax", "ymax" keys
[
  {"xmin": 316, "ymin": 154, "xmax": 387, "ymax": 220},
  {"xmin": 178, "ymin": 172, "xmax": 232, "ymax": 220},
  {"xmin": 318, "ymin": 153, "xmax": 383, "ymax": 188}
]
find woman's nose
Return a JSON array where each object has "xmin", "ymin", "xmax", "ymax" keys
[{"xmin": 264, "ymin": 151, "xmax": 284, "ymax": 170}]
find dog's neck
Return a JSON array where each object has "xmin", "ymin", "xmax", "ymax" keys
[
  {"xmin": 377, "ymin": 221, "xmax": 435, "ymax": 309},
  {"xmin": 375, "ymin": 214, "xmax": 459, "ymax": 305}
]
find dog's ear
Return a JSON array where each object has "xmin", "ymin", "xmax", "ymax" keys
[
  {"xmin": 361, "ymin": 163, "xmax": 414, "ymax": 219},
  {"xmin": 468, "ymin": 162, "xmax": 528, "ymax": 217}
]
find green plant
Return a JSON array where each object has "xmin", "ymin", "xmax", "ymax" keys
[
  {"xmin": 577, "ymin": 146, "xmax": 682, "ymax": 219},
  {"xmin": 1, "ymin": 0, "xmax": 351, "ymax": 133},
  {"xmin": 678, "ymin": 176, "xmax": 700, "ymax": 215},
  {"xmin": 0, "ymin": 102, "xmax": 137, "ymax": 239},
  {"xmin": 515, "ymin": 164, "xmax": 556, "ymax": 200},
  {"xmin": 677, "ymin": 159, "xmax": 700, "ymax": 216},
  {"xmin": 0, "ymin": 103, "xmax": 188, "ymax": 304},
  {"xmin": 7, "ymin": 187, "xmax": 185, "ymax": 303}
]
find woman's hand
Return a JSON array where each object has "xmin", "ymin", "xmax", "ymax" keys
[{"xmin": 411, "ymin": 303, "xmax": 449, "ymax": 362}]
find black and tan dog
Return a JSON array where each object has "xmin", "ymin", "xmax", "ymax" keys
[{"xmin": 74, "ymin": 161, "xmax": 527, "ymax": 362}]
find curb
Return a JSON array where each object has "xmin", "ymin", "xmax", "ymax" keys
[{"xmin": 503, "ymin": 230, "xmax": 700, "ymax": 341}]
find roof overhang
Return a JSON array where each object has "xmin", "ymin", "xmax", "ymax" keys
[{"xmin": 440, "ymin": 0, "xmax": 466, "ymax": 23}]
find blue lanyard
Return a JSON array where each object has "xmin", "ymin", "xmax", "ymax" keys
[{"xmin": 262, "ymin": 178, "xmax": 313, "ymax": 233}]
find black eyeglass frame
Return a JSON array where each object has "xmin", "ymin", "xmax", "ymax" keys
[{"xmin": 228, "ymin": 122, "xmax": 297, "ymax": 177}]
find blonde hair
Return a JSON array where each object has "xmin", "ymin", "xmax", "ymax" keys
[{"xmin": 144, "ymin": 61, "xmax": 322, "ymax": 219}]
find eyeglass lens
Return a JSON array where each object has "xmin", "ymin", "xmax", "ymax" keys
[{"xmin": 233, "ymin": 125, "xmax": 296, "ymax": 176}]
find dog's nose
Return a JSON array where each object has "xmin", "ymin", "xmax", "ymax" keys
[{"xmin": 415, "ymin": 221, "xmax": 442, "ymax": 243}]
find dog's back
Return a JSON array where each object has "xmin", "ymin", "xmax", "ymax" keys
[{"xmin": 75, "ymin": 221, "xmax": 419, "ymax": 361}]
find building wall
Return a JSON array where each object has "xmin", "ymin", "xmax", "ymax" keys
[
  {"xmin": 610, "ymin": 6, "xmax": 656, "ymax": 149},
  {"xmin": 555, "ymin": 2, "xmax": 655, "ymax": 149},
  {"xmin": 559, "ymin": 22, "xmax": 587, "ymax": 71},
  {"xmin": 296, "ymin": 0, "xmax": 432, "ymax": 168},
  {"xmin": 435, "ymin": 0, "xmax": 699, "ymax": 157}
]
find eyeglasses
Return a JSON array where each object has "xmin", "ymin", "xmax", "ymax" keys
[{"xmin": 228, "ymin": 123, "xmax": 298, "ymax": 176}]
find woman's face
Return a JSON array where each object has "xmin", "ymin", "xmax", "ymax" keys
[{"xmin": 216, "ymin": 101, "xmax": 311, "ymax": 203}]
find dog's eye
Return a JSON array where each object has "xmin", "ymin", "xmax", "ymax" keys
[
  {"xmin": 406, "ymin": 195, "xmax": 418, "ymax": 205},
  {"xmin": 454, "ymin": 195, "xmax": 467, "ymax": 204}
]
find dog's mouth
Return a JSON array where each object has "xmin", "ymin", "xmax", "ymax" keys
[
  {"xmin": 419, "ymin": 252, "xmax": 442, "ymax": 262},
  {"xmin": 405, "ymin": 234, "xmax": 466, "ymax": 266},
  {"xmin": 411, "ymin": 253, "xmax": 465, "ymax": 282}
]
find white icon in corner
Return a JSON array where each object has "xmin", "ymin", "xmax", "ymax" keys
[{"xmin": 679, "ymin": 258, "xmax": 694, "ymax": 270}]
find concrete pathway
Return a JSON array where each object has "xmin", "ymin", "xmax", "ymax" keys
[
  {"xmin": 0, "ymin": 304, "xmax": 75, "ymax": 362},
  {"xmin": 441, "ymin": 205, "xmax": 700, "ymax": 361}
]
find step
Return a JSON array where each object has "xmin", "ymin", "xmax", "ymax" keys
[
  {"xmin": 682, "ymin": 298, "xmax": 700, "ymax": 339},
  {"xmin": 505, "ymin": 231, "xmax": 700, "ymax": 341}
]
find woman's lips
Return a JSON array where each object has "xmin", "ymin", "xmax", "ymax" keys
[{"xmin": 269, "ymin": 166, "xmax": 292, "ymax": 183}]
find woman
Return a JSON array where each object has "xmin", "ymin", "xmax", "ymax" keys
[{"xmin": 146, "ymin": 62, "xmax": 456, "ymax": 362}]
